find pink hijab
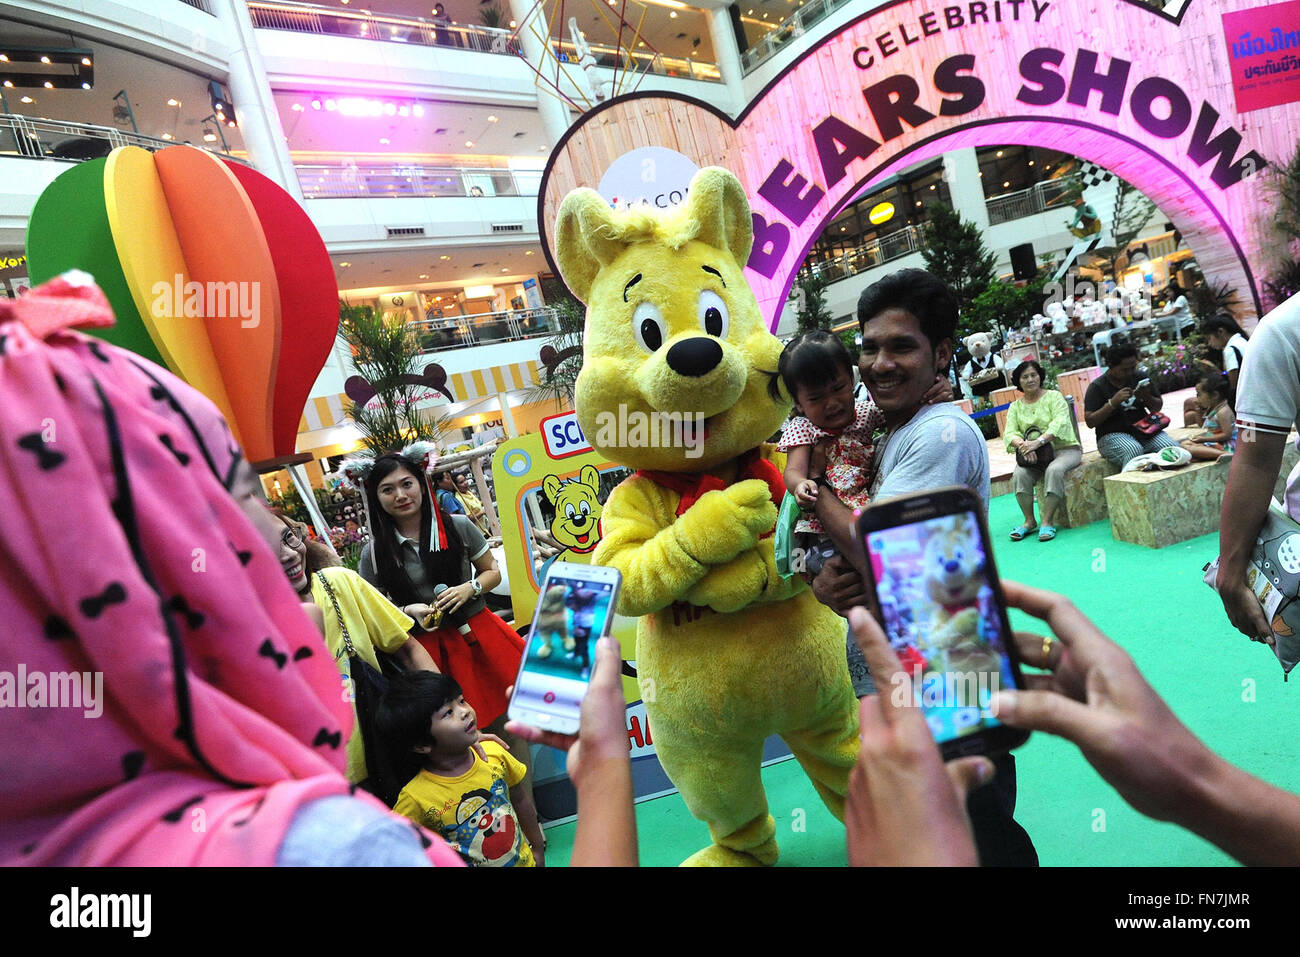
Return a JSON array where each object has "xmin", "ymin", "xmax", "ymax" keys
[{"xmin": 0, "ymin": 274, "xmax": 461, "ymax": 866}]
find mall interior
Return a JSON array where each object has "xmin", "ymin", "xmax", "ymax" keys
[
  {"xmin": 0, "ymin": 0, "xmax": 1195, "ymax": 498},
  {"xmin": 11, "ymin": 0, "xmax": 1300, "ymax": 874}
]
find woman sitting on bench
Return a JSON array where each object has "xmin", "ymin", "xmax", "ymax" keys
[{"xmin": 1005, "ymin": 360, "xmax": 1083, "ymax": 543}]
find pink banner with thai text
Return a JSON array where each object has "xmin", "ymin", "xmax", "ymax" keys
[{"xmin": 1223, "ymin": 1, "xmax": 1300, "ymax": 114}]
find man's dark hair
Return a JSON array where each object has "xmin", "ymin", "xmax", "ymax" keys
[
  {"xmin": 376, "ymin": 670, "xmax": 464, "ymax": 756},
  {"xmin": 1011, "ymin": 359, "xmax": 1047, "ymax": 390},
  {"xmin": 1105, "ymin": 341, "xmax": 1138, "ymax": 367},
  {"xmin": 856, "ymin": 268, "xmax": 959, "ymax": 348}
]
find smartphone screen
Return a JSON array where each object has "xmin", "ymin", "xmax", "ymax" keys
[
  {"xmin": 509, "ymin": 565, "xmax": 619, "ymax": 733},
  {"xmin": 860, "ymin": 503, "xmax": 1025, "ymax": 754}
]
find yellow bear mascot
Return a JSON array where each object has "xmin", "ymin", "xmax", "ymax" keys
[{"xmin": 555, "ymin": 167, "xmax": 859, "ymax": 866}]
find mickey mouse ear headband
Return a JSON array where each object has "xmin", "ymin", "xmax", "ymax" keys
[{"xmin": 338, "ymin": 441, "xmax": 442, "ymax": 491}]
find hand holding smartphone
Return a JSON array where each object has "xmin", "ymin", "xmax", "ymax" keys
[
  {"xmin": 855, "ymin": 486, "xmax": 1030, "ymax": 759},
  {"xmin": 507, "ymin": 562, "xmax": 622, "ymax": 736}
]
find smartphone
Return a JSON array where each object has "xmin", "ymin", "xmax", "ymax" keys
[
  {"xmin": 507, "ymin": 561, "xmax": 622, "ymax": 735},
  {"xmin": 1136, "ymin": 378, "xmax": 1151, "ymax": 389},
  {"xmin": 855, "ymin": 486, "xmax": 1030, "ymax": 759}
]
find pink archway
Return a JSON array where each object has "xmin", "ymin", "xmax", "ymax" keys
[{"xmin": 540, "ymin": 0, "xmax": 1300, "ymax": 327}]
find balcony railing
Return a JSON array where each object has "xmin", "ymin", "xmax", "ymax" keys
[
  {"xmin": 0, "ymin": 113, "xmax": 247, "ymax": 163},
  {"xmin": 803, "ymin": 225, "xmax": 922, "ymax": 284},
  {"xmin": 985, "ymin": 177, "xmax": 1077, "ymax": 226},
  {"xmin": 248, "ymin": 0, "xmax": 519, "ymax": 54},
  {"xmin": 549, "ymin": 40, "xmax": 720, "ymax": 82},
  {"xmin": 247, "ymin": 0, "xmax": 721, "ymax": 81},
  {"xmin": 739, "ymin": 0, "xmax": 855, "ymax": 75},
  {"xmin": 413, "ymin": 306, "xmax": 559, "ymax": 352},
  {"xmin": 298, "ymin": 163, "xmax": 541, "ymax": 199}
]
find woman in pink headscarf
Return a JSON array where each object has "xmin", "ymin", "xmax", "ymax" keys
[{"xmin": 0, "ymin": 273, "xmax": 462, "ymax": 866}]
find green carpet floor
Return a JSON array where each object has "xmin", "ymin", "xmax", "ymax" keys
[{"xmin": 540, "ymin": 492, "xmax": 1300, "ymax": 866}]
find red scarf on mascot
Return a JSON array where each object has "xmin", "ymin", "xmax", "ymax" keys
[{"xmin": 635, "ymin": 449, "xmax": 785, "ymax": 537}]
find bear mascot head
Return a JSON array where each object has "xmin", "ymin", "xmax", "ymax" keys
[{"xmin": 556, "ymin": 167, "xmax": 788, "ymax": 472}]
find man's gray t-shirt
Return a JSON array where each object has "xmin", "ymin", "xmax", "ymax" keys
[
  {"xmin": 869, "ymin": 403, "xmax": 990, "ymax": 514},
  {"xmin": 849, "ymin": 402, "xmax": 990, "ymax": 695}
]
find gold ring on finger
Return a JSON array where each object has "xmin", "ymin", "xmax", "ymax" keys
[{"xmin": 1041, "ymin": 635, "xmax": 1054, "ymax": 665}]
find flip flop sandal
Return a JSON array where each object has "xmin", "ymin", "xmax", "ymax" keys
[
  {"xmin": 1010, "ymin": 524, "xmax": 1038, "ymax": 541},
  {"xmin": 1038, "ymin": 526, "xmax": 1058, "ymax": 541}
]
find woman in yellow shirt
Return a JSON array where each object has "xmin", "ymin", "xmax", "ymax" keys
[
  {"xmin": 271, "ymin": 514, "xmax": 437, "ymax": 787},
  {"xmin": 1004, "ymin": 360, "xmax": 1082, "ymax": 542}
]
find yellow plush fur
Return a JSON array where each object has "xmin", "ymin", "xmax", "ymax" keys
[{"xmin": 556, "ymin": 167, "xmax": 859, "ymax": 866}]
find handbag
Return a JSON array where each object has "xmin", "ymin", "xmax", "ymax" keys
[
  {"xmin": 774, "ymin": 491, "xmax": 803, "ymax": 580},
  {"xmin": 316, "ymin": 571, "xmax": 408, "ymax": 806},
  {"xmin": 1015, "ymin": 427, "xmax": 1055, "ymax": 469},
  {"xmin": 1133, "ymin": 412, "xmax": 1171, "ymax": 436},
  {"xmin": 1203, "ymin": 500, "xmax": 1300, "ymax": 677}
]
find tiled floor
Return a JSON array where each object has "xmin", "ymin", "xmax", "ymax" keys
[{"xmin": 986, "ymin": 385, "xmax": 1196, "ymax": 481}]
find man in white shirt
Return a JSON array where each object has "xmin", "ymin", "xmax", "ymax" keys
[{"xmin": 1217, "ymin": 293, "xmax": 1300, "ymax": 640}]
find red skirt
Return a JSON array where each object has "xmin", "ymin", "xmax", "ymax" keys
[{"xmin": 415, "ymin": 608, "xmax": 525, "ymax": 727}]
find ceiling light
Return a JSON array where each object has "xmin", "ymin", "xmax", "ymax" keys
[
  {"xmin": 501, "ymin": 268, "xmax": 508, "ymax": 272},
  {"xmin": 1028, "ymin": 160, "xmax": 1035, "ymax": 167},
  {"xmin": 291, "ymin": 102, "xmax": 304, "ymax": 111},
  {"xmin": 81, "ymin": 82, "xmax": 90, "ymax": 89},
  {"xmin": 0, "ymin": 55, "xmax": 8, "ymax": 63},
  {"xmin": 379, "ymin": 137, "xmax": 390, "ymax": 144},
  {"xmin": 525, "ymin": 250, "xmax": 534, "ymax": 255},
  {"xmin": 384, "ymin": 102, "xmax": 396, "ymax": 115},
  {"xmin": 1003, "ymin": 181, "xmax": 1010, "ymax": 188},
  {"xmin": 81, "ymin": 57, "xmax": 91, "ymax": 66},
  {"xmin": 2, "ymin": 81, "xmax": 11, "ymax": 88},
  {"xmin": 339, "ymin": 261, "xmax": 351, "ymax": 267},
  {"xmin": 398, "ymin": 105, "xmax": 409, "ymax": 116},
  {"xmin": 509, "ymin": 19, "xmax": 517, "ymax": 27},
  {"xmin": 996, "ymin": 150, "xmax": 1004, "ymax": 157},
  {"xmin": 43, "ymin": 81, "xmax": 53, "ymax": 89},
  {"xmin": 413, "ymin": 104, "xmax": 424, "ymax": 116},
  {"xmin": 203, "ymin": 130, "xmax": 217, "ymax": 142},
  {"xmin": 324, "ymin": 99, "xmax": 337, "ymax": 111},
  {"xmin": 487, "ymin": 115, "xmax": 498, "ymax": 122},
  {"xmin": 311, "ymin": 99, "xmax": 321, "ymax": 110},
  {"xmin": 40, "ymin": 56, "xmax": 50, "ymax": 64},
  {"xmin": 167, "ymin": 98, "xmax": 180, "ymax": 106},
  {"xmin": 419, "ymin": 274, "xmax": 428, "ymax": 279},
  {"xmin": 465, "ymin": 140, "xmax": 474, "ymax": 147},
  {"xmin": 161, "ymin": 133, "xmax": 173, "ymax": 140},
  {"xmin": 670, "ymin": 10, "xmax": 677, "ymax": 16},
  {"xmin": 20, "ymin": 95, "xmax": 33, "ymax": 103},
  {"xmin": 435, "ymin": 296, "xmax": 442, "ymax": 302},
  {"xmin": 440, "ymin": 255, "xmax": 450, "ymax": 260},
  {"xmin": 929, "ymin": 184, "xmax": 936, "ymax": 190}
]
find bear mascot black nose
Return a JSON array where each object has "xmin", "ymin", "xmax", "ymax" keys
[{"xmin": 665, "ymin": 337, "xmax": 723, "ymax": 377}]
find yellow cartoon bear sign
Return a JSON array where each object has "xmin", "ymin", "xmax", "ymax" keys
[{"xmin": 556, "ymin": 167, "xmax": 860, "ymax": 866}]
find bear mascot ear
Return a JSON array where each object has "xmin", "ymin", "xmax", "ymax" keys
[
  {"xmin": 683, "ymin": 167, "xmax": 753, "ymax": 268},
  {"xmin": 555, "ymin": 189, "xmax": 629, "ymax": 304}
]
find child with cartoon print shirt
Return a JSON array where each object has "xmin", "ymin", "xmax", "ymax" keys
[{"xmin": 379, "ymin": 671, "xmax": 542, "ymax": 867}]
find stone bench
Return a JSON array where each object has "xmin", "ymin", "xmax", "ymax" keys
[
  {"xmin": 1104, "ymin": 439, "xmax": 1300, "ymax": 548},
  {"xmin": 1032, "ymin": 450, "xmax": 1117, "ymax": 528}
]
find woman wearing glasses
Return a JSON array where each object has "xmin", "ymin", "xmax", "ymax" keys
[{"xmin": 272, "ymin": 512, "xmax": 437, "ymax": 788}]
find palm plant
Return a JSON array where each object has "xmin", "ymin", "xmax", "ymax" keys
[
  {"xmin": 338, "ymin": 301, "xmax": 444, "ymax": 454},
  {"xmin": 523, "ymin": 297, "xmax": 586, "ymax": 410}
]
